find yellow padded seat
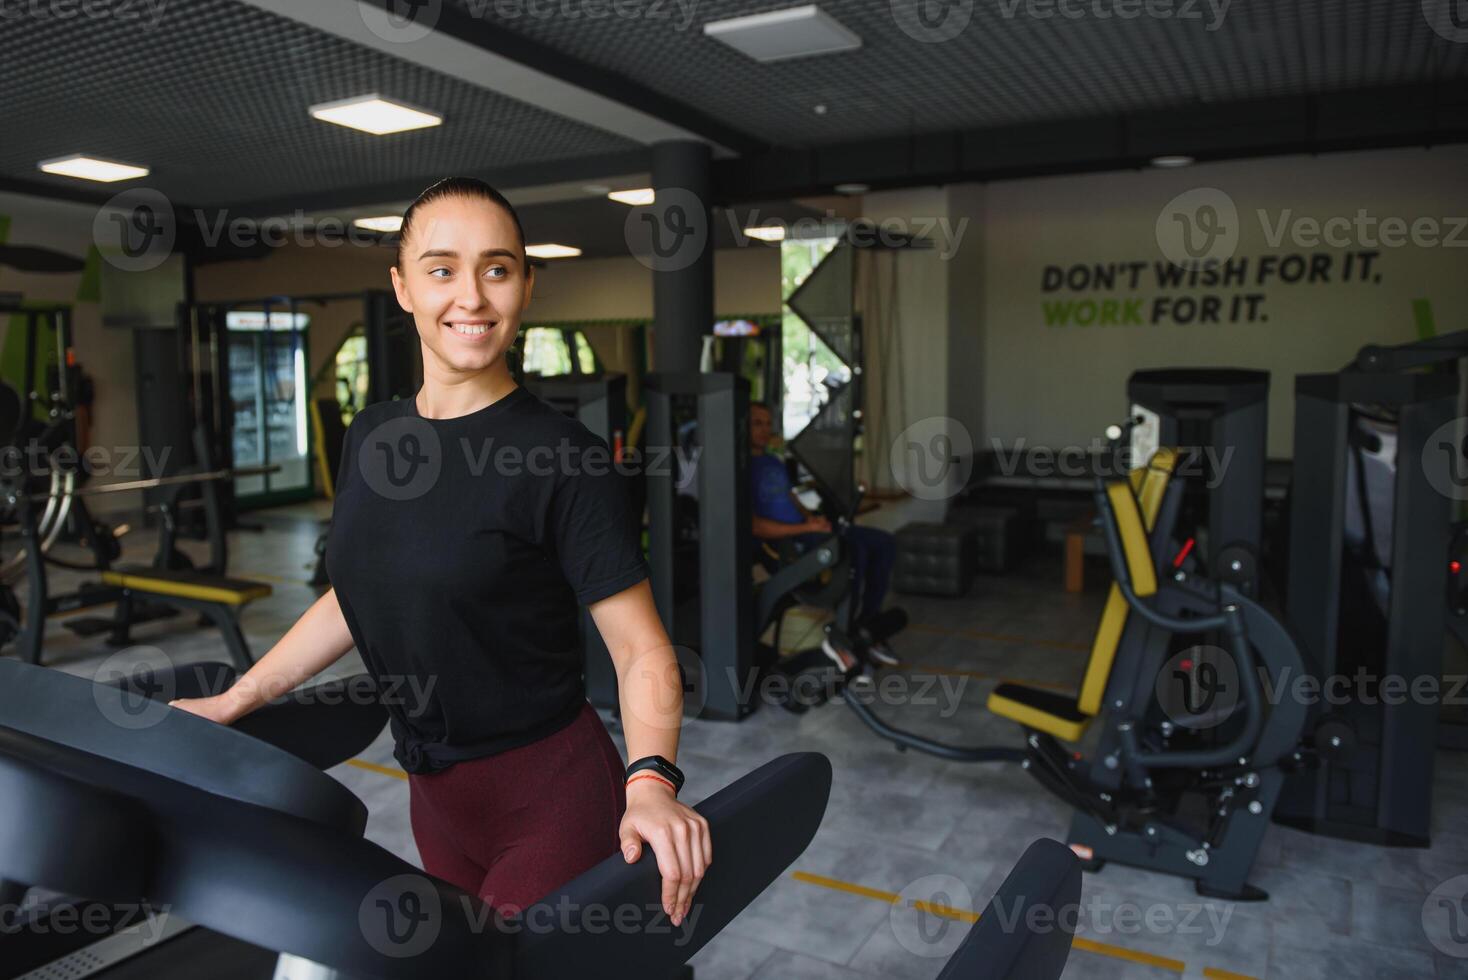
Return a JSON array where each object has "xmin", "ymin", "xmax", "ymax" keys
[
  {"xmin": 100, "ymin": 568, "xmax": 273, "ymax": 606},
  {"xmin": 986, "ymin": 447, "xmax": 1178, "ymax": 741}
]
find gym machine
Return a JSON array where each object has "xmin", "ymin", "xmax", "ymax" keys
[
  {"xmin": 1275, "ymin": 331, "xmax": 1468, "ymax": 846},
  {"xmin": 0, "ymin": 658, "xmax": 1081, "ymax": 979},
  {"xmin": 644, "ymin": 372, "xmax": 757, "ymax": 720},
  {"xmin": 843, "ymin": 424, "xmax": 1310, "ymax": 899},
  {"xmin": 1126, "ymin": 368, "xmax": 1269, "ymax": 594}
]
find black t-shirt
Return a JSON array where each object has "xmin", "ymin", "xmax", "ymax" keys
[{"xmin": 325, "ymin": 386, "xmax": 648, "ymax": 774}]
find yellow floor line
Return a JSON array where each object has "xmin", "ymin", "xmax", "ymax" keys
[
  {"xmin": 346, "ymin": 758, "xmax": 408, "ymax": 780},
  {"xmin": 791, "ymin": 868, "xmax": 1249, "ymax": 976},
  {"xmin": 344, "ymin": 748, "xmax": 1256, "ymax": 978},
  {"xmin": 1072, "ymin": 937, "xmax": 1185, "ymax": 972}
]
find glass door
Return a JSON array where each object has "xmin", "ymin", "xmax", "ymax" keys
[{"xmin": 226, "ymin": 307, "xmax": 313, "ymax": 507}]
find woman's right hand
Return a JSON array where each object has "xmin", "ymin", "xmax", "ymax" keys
[
  {"xmin": 169, "ymin": 694, "xmax": 243, "ymax": 726},
  {"xmin": 804, "ymin": 516, "xmax": 833, "ymax": 535}
]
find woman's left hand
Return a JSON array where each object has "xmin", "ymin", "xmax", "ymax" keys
[{"xmin": 619, "ymin": 778, "xmax": 712, "ymax": 927}]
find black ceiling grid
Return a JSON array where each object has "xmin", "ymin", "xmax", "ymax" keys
[
  {"xmin": 0, "ymin": 0, "xmax": 638, "ymax": 210},
  {"xmin": 445, "ymin": 0, "xmax": 1468, "ymax": 148}
]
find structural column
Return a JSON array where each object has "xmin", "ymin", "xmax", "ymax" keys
[{"xmin": 650, "ymin": 140, "xmax": 714, "ymax": 373}]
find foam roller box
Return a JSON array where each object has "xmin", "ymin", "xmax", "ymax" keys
[{"xmin": 895, "ymin": 522, "xmax": 976, "ymax": 597}]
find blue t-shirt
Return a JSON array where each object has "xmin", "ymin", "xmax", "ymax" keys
[{"xmin": 751, "ymin": 453, "xmax": 804, "ymax": 524}]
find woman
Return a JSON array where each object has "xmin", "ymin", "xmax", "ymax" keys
[{"xmin": 170, "ymin": 177, "xmax": 708, "ymax": 926}]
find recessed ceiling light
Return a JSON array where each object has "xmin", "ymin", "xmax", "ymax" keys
[
  {"xmin": 526, "ymin": 243, "xmax": 582, "ymax": 259},
  {"xmin": 608, "ymin": 188, "xmax": 656, "ymax": 206},
  {"xmin": 39, "ymin": 155, "xmax": 150, "ymax": 183},
  {"xmin": 1150, "ymin": 154, "xmax": 1195, "ymax": 168},
  {"xmin": 744, "ymin": 225, "xmax": 786, "ymax": 243},
  {"xmin": 353, "ymin": 216, "xmax": 403, "ymax": 232},
  {"xmin": 834, "ymin": 182, "xmax": 869, "ymax": 195},
  {"xmin": 309, "ymin": 95, "xmax": 442, "ymax": 135},
  {"xmin": 704, "ymin": 5, "xmax": 861, "ymax": 62}
]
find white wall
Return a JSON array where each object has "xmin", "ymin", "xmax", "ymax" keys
[{"xmin": 973, "ymin": 146, "xmax": 1468, "ymax": 456}]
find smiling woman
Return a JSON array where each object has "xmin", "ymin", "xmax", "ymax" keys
[{"xmin": 169, "ymin": 176, "xmax": 713, "ymax": 926}]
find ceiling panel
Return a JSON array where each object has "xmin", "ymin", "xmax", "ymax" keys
[
  {"xmin": 0, "ymin": 0, "xmax": 638, "ymax": 208},
  {"xmin": 444, "ymin": 0, "xmax": 1468, "ymax": 146}
]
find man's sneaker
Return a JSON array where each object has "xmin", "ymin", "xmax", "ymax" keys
[
  {"xmin": 864, "ymin": 639, "xmax": 900, "ymax": 667},
  {"xmin": 821, "ymin": 632, "xmax": 861, "ymax": 674}
]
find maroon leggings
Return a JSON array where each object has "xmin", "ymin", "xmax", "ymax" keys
[{"xmin": 408, "ymin": 702, "xmax": 627, "ymax": 915}]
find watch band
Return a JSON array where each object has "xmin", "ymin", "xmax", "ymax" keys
[{"xmin": 625, "ymin": 755, "xmax": 685, "ymax": 794}]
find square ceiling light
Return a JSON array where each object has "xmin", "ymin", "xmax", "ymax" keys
[
  {"xmin": 38, "ymin": 155, "xmax": 150, "ymax": 183},
  {"xmin": 608, "ymin": 188, "xmax": 655, "ymax": 206},
  {"xmin": 309, "ymin": 95, "xmax": 442, "ymax": 135},
  {"xmin": 526, "ymin": 243, "xmax": 581, "ymax": 259},
  {"xmin": 353, "ymin": 215, "xmax": 404, "ymax": 232},
  {"xmin": 703, "ymin": 5, "xmax": 861, "ymax": 62}
]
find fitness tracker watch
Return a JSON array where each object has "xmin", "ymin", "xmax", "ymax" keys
[{"xmin": 625, "ymin": 755, "xmax": 685, "ymax": 794}]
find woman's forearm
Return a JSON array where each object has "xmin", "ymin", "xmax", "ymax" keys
[
  {"xmin": 220, "ymin": 588, "xmax": 358, "ymax": 721},
  {"xmin": 590, "ymin": 581, "xmax": 684, "ymax": 765},
  {"xmin": 617, "ymin": 643, "xmax": 683, "ymax": 764}
]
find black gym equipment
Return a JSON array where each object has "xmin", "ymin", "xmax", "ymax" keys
[
  {"xmin": 524, "ymin": 372, "xmax": 631, "ymax": 710},
  {"xmin": 645, "ymin": 372, "xmax": 757, "ymax": 720},
  {"xmin": 0, "ymin": 657, "xmax": 1080, "ymax": 980},
  {"xmin": 2, "ymin": 458, "xmax": 279, "ymax": 671},
  {"xmin": 1126, "ymin": 369, "xmax": 1269, "ymax": 593},
  {"xmin": 844, "ymin": 430, "xmax": 1310, "ymax": 899},
  {"xmin": 1275, "ymin": 330, "xmax": 1467, "ymax": 846}
]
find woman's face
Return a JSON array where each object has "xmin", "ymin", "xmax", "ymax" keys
[{"xmin": 390, "ymin": 195, "xmax": 533, "ymax": 377}]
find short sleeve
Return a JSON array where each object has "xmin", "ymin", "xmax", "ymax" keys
[{"xmin": 548, "ymin": 432, "xmax": 649, "ymax": 605}]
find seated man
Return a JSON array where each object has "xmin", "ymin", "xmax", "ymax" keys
[{"xmin": 748, "ymin": 401, "xmax": 899, "ymax": 670}]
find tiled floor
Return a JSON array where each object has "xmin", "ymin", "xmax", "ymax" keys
[{"xmin": 24, "ymin": 499, "xmax": 1468, "ymax": 979}]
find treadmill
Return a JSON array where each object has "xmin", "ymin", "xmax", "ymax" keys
[{"xmin": 0, "ymin": 658, "xmax": 1080, "ymax": 978}]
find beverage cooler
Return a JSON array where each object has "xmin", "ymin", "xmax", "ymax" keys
[{"xmin": 225, "ymin": 310, "xmax": 313, "ymax": 506}]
